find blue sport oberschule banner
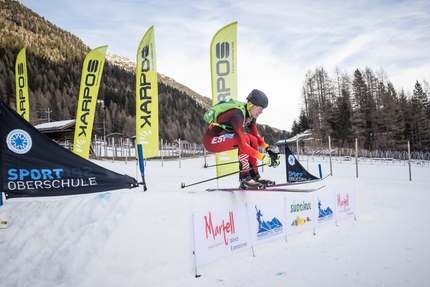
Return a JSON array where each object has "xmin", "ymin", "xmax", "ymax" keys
[{"xmin": 0, "ymin": 100, "xmax": 138, "ymax": 199}]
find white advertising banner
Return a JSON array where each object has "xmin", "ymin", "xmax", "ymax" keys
[
  {"xmin": 285, "ymin": 194, "xmax": 315, "ymax": 236},
  {"xmin": 335, "ymin": 189, "xmax": 356, "ymax": 221},
  {"xmin": 314, "ymin": 192, "xmax": 336, "ymax": 228},
  {"xmin": 192, "ymin": 204, "xmax": 252, "ymax": 267},
  {"xmin": 246, "ymin": 199, "xmax": 286, "ymax": 246}
]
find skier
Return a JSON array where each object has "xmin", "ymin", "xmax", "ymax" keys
[{"xmin": 203, "ymin": 89, "xmax": 281, "ymax": 189}]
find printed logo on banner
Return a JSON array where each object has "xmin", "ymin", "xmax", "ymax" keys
[
  {"xmin": 335, "ymin": 190, "xmax": 356, "ymax": 220},
  {"xmin": 193, "ymin": 204, "xmax": 251, "ymax": 267},
  {"xmin": 337, "ymin": 193, "xmax": 351, "ymax": 214},
  {"xmin": 291, "ymin": 216, "xmax": 311, "ymax": 226},
  {"xmin": 138, "ymin": 130, "xmax": 153, "ymax": 145},
  {"xmin": 317, "ymin": 197, "xmax": 334, "ymax": 223},
  {"xmin": 204, "ymin": 211, "xmax": 247, "ymax": 251},
  {"xmin": 290, "ymin": 200, "xmax": 312, "ymax": 226},
  {"xmin": 7, "ymin": 129, "xmax": 32, "ymax": 154},
  {"xmin": 288, "ymin": 154, "xmax": 295, "ymax": 166},
  {"xmin": 74, "ymin": 139, "xmax": 86, "ymax": 153},
  {"xmin": 254, "ymin": 205, "xmax": 283, "ymax": 241}
]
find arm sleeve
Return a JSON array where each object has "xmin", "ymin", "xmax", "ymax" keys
[
  {"xmin": 230, "ymin": 112, "xmax": 266, "ymax": 161},
  {"xmin": 248, "ymin": 120, "xmax": 269, "ymax": 151}
]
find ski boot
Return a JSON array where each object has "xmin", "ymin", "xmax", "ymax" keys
[
  {"xmin": 239, "ymin": 174, "xmax": 265, "ymax": 189},
  {"xmin": 254, "ymin": 174, "xmax": 275, "ymax": 187}
]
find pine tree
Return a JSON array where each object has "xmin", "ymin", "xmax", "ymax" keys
[
  {"xmin": 351, "ymin": 69, "xmax": 369, "ymax": 148},
  {"xmin": 411, "ymin": 81, "xmax": 430, "ymax": 151},
  {"xmin": 328, "ymin": 88, "xmax": 352, "ymax": 146},
  {"xmin": 291, "ymin": 119, "xmax": 300, "ymax": 136},
  {"xmin": 298, "ymin": 109, "xmax": 310, "ymax": 132}
]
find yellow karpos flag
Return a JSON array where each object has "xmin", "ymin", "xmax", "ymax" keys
[
  {"xmin": 15, "ymin": 47, "xmax": 30, "ymax": 121},
  {"xmin": 136, "ymin": 26, "xmax": 159, "ymax": 158},
  {"xmin": 73, "ymin": 45, "xmax": 108, "ymax": 159},
  {"xmin": 210, "ymin": 22, "xmax": 239, "ymax": 177}
]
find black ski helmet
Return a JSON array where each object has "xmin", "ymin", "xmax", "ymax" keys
[{"xmin": 246, "ymin": 89, "xmax": 268, "ymax": 109}]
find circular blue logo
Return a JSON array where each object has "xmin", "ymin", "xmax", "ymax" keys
[
  {"xmin": 288, "ymin": 154, "xmax": 295, "ymax": 166},
  {"xmin": 7, "ymin": 129, "xmax": 32, "ymax": 154}
]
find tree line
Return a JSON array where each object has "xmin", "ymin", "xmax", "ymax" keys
[
  {"xmin": 292, "ymin": 66, "xmax": 429, "ymax": 152},
  {"xmin": 0, "ymin": 0, "xmax": 284, "ymax": 145},
  {"xmin": 2, "ymin": 0, "xmax": 428, "ymax": 150}
]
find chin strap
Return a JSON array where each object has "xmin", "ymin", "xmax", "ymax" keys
[
  {"xmin": 246, "ymin": 102, "xmax": 253, "ymax": 115},
  {"xmin": 244, "ymin": 102, "xmax": 254, "ymax": 126}
]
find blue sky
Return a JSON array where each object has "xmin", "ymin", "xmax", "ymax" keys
[{"xmin": 18, "ymin": 0, "xmax": 430, "ymax": 131}]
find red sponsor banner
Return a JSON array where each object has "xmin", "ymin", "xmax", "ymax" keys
[
  {"xmin": 335, "ymin": 189, "xmax": 356, "ymax": 221},
  {"xmin": 192, "ymin": 204, "xmax": 251, "ymax": 267}
]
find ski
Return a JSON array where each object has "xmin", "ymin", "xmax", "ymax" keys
[
  {"xmin": 268, "ymin": 174, "xmax": 330, "ymax": 188},
  {"xmin": 206, "ymin": 185, "xmax": 324, "ymax": 193}
]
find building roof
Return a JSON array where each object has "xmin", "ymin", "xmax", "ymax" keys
[{"xmin": 35, "ymin": 120, "xmax": 75, "ymax": 131}]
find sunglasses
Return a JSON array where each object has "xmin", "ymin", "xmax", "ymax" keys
[{"xmin": 254, "ymin": 105, "xmax": 264, "ymax": 112}]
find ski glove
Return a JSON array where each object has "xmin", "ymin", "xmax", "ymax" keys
[
  {"xmin": 262, "ymin": 155, "xmax": 280, "ymax": 167},
  {"xmin": 266, "ymin": 148, "xmax": 280, "ymax": 160}
]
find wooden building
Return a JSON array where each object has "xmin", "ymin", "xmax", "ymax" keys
[{"xmin": 35, "ymin": 120, "xmax": 100, "ymax": 143}]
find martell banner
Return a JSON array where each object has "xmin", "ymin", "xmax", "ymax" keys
[
  {"xmin": 73, "ymin": 45, "xmax": 108, "ymax": 159},
  {"xmin": 0, "ymin": 100, "xmax": 138, "ymax": 199},
  {"xmin": 136, "ymin": 26, "xmax": 159, "ymax": 158},
  {"xmin": 192, "ymin": 204, "xmax": 251, "ymax": 267},
  {"xmin": 334, "ymin": 189, "xmax": 356, "ymax": 222},
  {"xmin": 210, "ymin": 22, "xmax": 239, "ymax": 177},
  {"xmin": 15, "ymin": 47, "xmax": 29, "ymax": 121}
]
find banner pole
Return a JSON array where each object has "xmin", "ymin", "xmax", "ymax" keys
[
  {"xmin": 284, "ymin": 131, "xmax": 289, "ymax": 182},
  {"xmin": 203, "ymin": 148, "xmax": 207, "ymax": 168},
  {"xmin": 328, "ymin": 136, "xmax": 332, "ymax": 176},
  {"xmin": 191, "ymin": 213, "xmax": 201, "ymax": 278},
  {"xmin": 246, "ymin": 203, "xmax": 256, "ymax": 257},
  {"xmin": 355, "ymin": 138, "xmax": 358, "ymax": 178},
  {"xmin": 137, "ymin": 144, "xmax": 147, "ymax": 191},
  {"xmin": 408, "ymin": 141, "xmax": 412, "ymax": 181}
]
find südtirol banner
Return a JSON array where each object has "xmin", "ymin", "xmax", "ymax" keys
[
  {"xmin": 285, "ymin": 194, "xmax": 315, "ymax": 236},
  {"xmin": 136, "ymin": 26, "xmax": 159, "ymax": 158},
  {"xmin": 210, "ymin": 22, "xmax": 239, "ymax": 178},
  {"xmin": 73, "ymin": 45, "xmax": 108, "ymax": 159},
  {"xmin": 15, "ymin": 47, "xmax": 29, "ymax": 121}
]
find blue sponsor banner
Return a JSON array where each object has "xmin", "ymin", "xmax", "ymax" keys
[
  {"xmin": 314, "ymin": 192, "xmax": 336, "ymax": 228},
  {"xmin": 285, "ymin": 143, "xmax": 319, "ymax": 182},
  {"xmin": 246, "ymin": 199, "xmax": 285, "ymax": 246},
  {"xmin": 0, "ymin": 100, "xmax": 138, "ymax": 199}
]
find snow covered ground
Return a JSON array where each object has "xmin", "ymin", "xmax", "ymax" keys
[{"xmin": 1, "ymin": 154, "xmax": 429, "ymax": 287}]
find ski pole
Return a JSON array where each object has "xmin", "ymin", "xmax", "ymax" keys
[
  {"xmin": 180, "ymin": 164, "xmax": 265, "ymax": 189},
  {"xmin": 203, "ymin": 161, "xmax": 239, "ymax": 168}
]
